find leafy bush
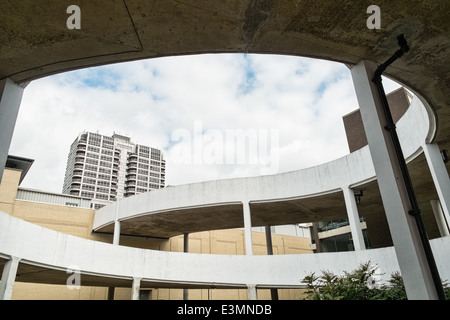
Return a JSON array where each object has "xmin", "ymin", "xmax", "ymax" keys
[{"xmin": 301, "ymin": 261, "xmax": 448, "ymax": 300}]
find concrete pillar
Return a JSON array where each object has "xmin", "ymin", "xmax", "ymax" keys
[
  {"xmin": 183, "ymin": 233, "xmax": 189, "ymax": 300},
  {"xmin": 113, "ymin": 219, "xmax": 121, "ymax": 245},
  {"xmin": 422, "ymin": 143, "xmax": 450, "ymax": 225},
  {"xmin": 0, "ymin": 78, "xmax": 26, "ymax": 184},
  {"xmin": 113, "ymin": 202, "xmax": 120, "ymax": 245},
  {"xmin": 350, "ymin": 60, "xmax": 441, "ymax": 300},
  {"xmin": 265, "ymin": 226, "xmax": 273, "ymax": 255},
  {"xmin": 247, "ymin": 284, "xmax": 258, "ymax": 300},
  {"xmin": 342, "ymin": 187, "xmax": 366, "ymax": 250},
  {"xmin": 265, "ymin": 226, "xmax": 278, "ymax": 300},
  {"xmin": 430, "ymin": 200, "xmax": 450, "ymax": 237},
  {"xmin": 107, "ymin": 287, "xmax": 115, "ymax": 300},
  {"xmin": 242, "ymin": 201, "xmax": 253, "ymax": 255},
  {"xmin": 131, "ymin": 277, "xmax": 141, "ymax": 300},
  {"xmin": 0, "ymin": 256, "xmax": 21, "ymax": 300},
  {"xmin": 110, "ymin": 206, "xmax": 120, "ymax": 299}
]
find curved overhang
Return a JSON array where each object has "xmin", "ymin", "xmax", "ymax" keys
[
  {"xmin": 93, "ymin": 95, "xmax": 433, "ymax": 238},
  {"xmin": 1, "ymin": 210, "xmax": 449, "ymax": 290}
]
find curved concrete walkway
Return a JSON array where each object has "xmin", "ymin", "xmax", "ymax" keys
[{"xmin": 93, "ymin": 95, "xmax": 433, "ymax": 238}]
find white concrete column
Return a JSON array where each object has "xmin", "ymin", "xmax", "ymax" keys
[
  {"xmin": 0, "ymin": 78, "xmax": 26, "ymax": 183},
  {"xmin": 351, "ymin": 60, "xmax": 440, "ymax": 300},
  {"xmin": 247, "ymin": 284, "xmax": 258, "ymax": 300},
  {"xmin": 430, "ymin": 200, "xmax": 450, "ymax": 237},
  {"xmin": 113, "ymin": 202, "xmax": 120, "ymax": 245},
  {"xmin": 113, "ymin": 219, "xmax": 121, "ymax": 245},
  {"xmin": 342, "ymin": 187, "xmax": 366, "ymax": 250},
  {"xmin": 422, "ymin": 143, "xmax": 450, "ymax": 225},
  {"xmin": 242, "ymin": 201, "xmax": 253, "ymax": 255},
  {"xmin": 0, "ymin": 256, "xmax": 21, "ymax": 300},
  {"xmin": 131, "ymin": 277, "xmax": 142, "ymax": 300}
]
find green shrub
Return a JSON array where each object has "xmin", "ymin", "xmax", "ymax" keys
[{"xmin": 301, "ymin": 261, "xmax": 448, "ymax": 300}]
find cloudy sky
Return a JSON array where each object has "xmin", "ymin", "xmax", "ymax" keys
[{"xmin": 9, "ymin": 54, "xmax": 401, "ymax": 194}]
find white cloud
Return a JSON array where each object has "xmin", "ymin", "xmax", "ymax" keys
[{"xmin": 9, "ymin": 54, "xmax": 401, "ymax": 193}]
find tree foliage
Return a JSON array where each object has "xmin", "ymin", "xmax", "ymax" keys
[{"xmin": 301, "ymin": 261, "xmax": 449, "ymax": 300}]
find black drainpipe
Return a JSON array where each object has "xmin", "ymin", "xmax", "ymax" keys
[{"xmin": 372, "ymin": 34, "xmax": 446, "ymax": 300}]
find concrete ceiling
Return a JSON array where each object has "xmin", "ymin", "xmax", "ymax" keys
[{"xmin": 101, "ymin": 192, "xmax": 349, "ymax": 239}]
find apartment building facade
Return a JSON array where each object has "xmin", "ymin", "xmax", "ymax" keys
[{"xmin": 62, "ymin": 132, "xmax": 165, "ymax": 209}]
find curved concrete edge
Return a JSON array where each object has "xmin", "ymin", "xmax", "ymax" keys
[
  {"xmin": 93, "ymin": 94, "xmax": 431, "ymax": 231},
  {"xmin": 2, "ymin": 211, "xmax": 449, "ymax": 289}
]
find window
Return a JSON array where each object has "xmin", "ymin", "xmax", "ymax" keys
[
  {"xmin": 100, "ymin": 161, "xmax": 111, "ymax": 168},
  {"xmin": 82, "ymin": 184, "xmax": 95, "ymax": 191},
  {"xmin": 84, "ymin": 171, "xmax": 96, "ymax": 178},
  {"xmin": 150, "ymin": 166, "xmax": 160, "ymax": 172},
  {"xmin": 138, "ymin": 175, "xmax": 148, "ymax": 181},
  {"xmin": 138, "ymin": 169, "xmax": 148, "ymax": 175},
  {"xmin": 98, "ymin": 174, "xmax": 111, "ymax": 181},
  {"xmin": 80, "ymin": 191, "xmax": 94, "ymax": 198},
  {"xmin": 101, "ymin": 149, "xmax": 113, "ymax": 156},
  {"xmin": 99, "ymin": 167, "xmax": 111, "ymax": 174},
  {"xmin": 85, "ymin": 164, "xmax": 97, "ymax": 172},
  {"xmin": 137, "ymin": 181, "xmax": 148, "ymax": 187},
  {"xmin": 97, "ymin": 180, "xmax": 110, "ymax": 187},
  {"xmin": 95, "ymin": 193, "xmax": 109, "ymax": 200},
  {"xmin": 96, "ymin": 187, "xmax": 110, "ymax": 194},
  {"xmin": 87, "ymin": 152, "xmax": 99, "ymax": 159},
  {"xmin": 138, "ymin": 163, "xmax": 149, "ymax": 169},
  {"xmin": 86, "ymin": 158, "xmax": 98, "ymax": 165},
  {"xmin": 83, "ymin": 177, "xmax": 96, "ymax": 185},
  {"xmin": 88, "ymin": 146, "xmax": 100, "ymax": 153}
]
